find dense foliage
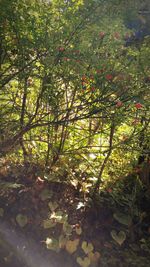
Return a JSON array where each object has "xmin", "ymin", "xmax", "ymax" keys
[
  {"xmin": 0, "ymin": 1, "xmax": 150, "ymax": 266},
  {"xmin": 1, "ymin": 0, "xmax": 149, "ymax": 190}
]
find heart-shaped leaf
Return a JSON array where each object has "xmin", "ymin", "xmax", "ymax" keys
[
  {"xmin": 0, "ymin": 208, "xmax": 4, "ymax": 217},
  {"xmin": 111, "ymin": 230, "xmax": 126, "ymax": 246},
  {"xmin": 16, "ymin": 214, "xmax": 28, "ymax": 227},
  {"xmin": 59, "ymin": 235, "xmax": 68, "ymax": 249},
  {"xmin": 88, "ymin": 251, "xmax": 101, "ymax": 264},
  {"xmin": 39, "ymin": 189, "xmax": 53, "ymax": 201},
  {"xmin": 48, "ymin": 201, "xmax": 58, "ymax": 211},
  {"xmin": 45, "ymin": 237, "xmax": 59, "ymax": 252},
  {"xmin": 43, "ymin": 219, "xmax": 56, "ymax": 229},
  {"xmin": 77, "ymin": 256, "xmax": 90, "ymax": 267},
  {"xmin": 55, "ymin": 212, "xmax": 68, "ymax": 224},
  {"xmin": 63, "ymin": 222, "xmax": 73, "ymax": 235},
  {"xmin": 113, "ymin": 212, "xmax": 132, "ymax": 226},
  {"xmin": 82, "ymin": 241, "xmax": 94, "ymax": 254},
  {"xmin": 66, "ymin": 239, "xmax": 79, "ymax": 254},
  {"xmin": 75, "ymin": 225, "xmax": 82, "ymax": 235},
  {"xmin": 51, "ymin": 211, "xmax": 64, "ymax": 223}
]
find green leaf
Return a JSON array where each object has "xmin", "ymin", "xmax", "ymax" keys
[
  {"xmin": 50, "ymin": 211, "xmax": 68, "ymax": 223},
  {"xmin": 111, "ymin": 230, "xmax": 126, "ymax": 246},
  {"xmin": 63, "ymin": 222, "xmax": 73, "ymax": 235},
  {"xmin": 66, "ymin": 239, "xmax": 79, "ymax": 254},
  {"xmin": 59, "ymin": 235, "xmax": 68, "ymax": 249},
  {"xmin": 75, "ymin": 225, "xmax": 82, "ymax": 235},
  {"xmin": 113, "ymin": 212, "xmax": 132, "ymax": 226},
  {"xmin": 0, "ymin": 182, "xmax": 23, "ymax": 190},
  {"xmin": 16, "ymin": 214, "xmax": 28, "ymax": 227},
  {"xmin": 45, "ymin": 237, "xmax": 59, "ymax": 252},
  {"xmin": 48, "ymin": 201, "xmax": 59, "ymax": 211},
  {"xmin": 77, "ymin": 256, "xmax": 90, "ymax": 267},
  {"xmin": 39, "ymin": 189, "xmax": 53, "ymax": 201},
  {"xmin": 43, "ymin": 219, "xmax": 56, "ymax": 229},
  {"xmin": 81, "ymin": 241, "xmax": 94, "ymax": 254}
]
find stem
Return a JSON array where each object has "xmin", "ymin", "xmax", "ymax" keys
[{"xmin": 93, "ymin": 122, "xmax": 115, "ymax": 193}]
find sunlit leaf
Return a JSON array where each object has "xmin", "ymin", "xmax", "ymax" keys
[
  {"xmin": 76, "ymin": 202, "xmax": 85, "ymax": 210},
  {"xmin": 45, "ymin": 237, "xmax": 59, "ymax": 252},
  {"xmin": 77, "ymin": 256, "xmax": 90, "ymax": 267},
  {"xmin": 43, "ymin": 219, "xmax": 56, "ymax": 229},
  {"xmin": 63, "ymin": 222, "xmax": 73, "ymax": 235},
  {"xmin": 50, "ymin": 211, "xmax": 64, "ymax": 223},
  {"xmin": 51, "ymin": 211, "xmax": 68, "ymax": 224},
  {"xmin": 48, "ymin": 201, "xmax": 59, "ymax": 211},
  {"xmin": 66, "ymin": 239, "xmax": 79, "ymax": 254},
  {"xmin": 82, "ymin": 241, "xmax": 94, "ymax": 254}
]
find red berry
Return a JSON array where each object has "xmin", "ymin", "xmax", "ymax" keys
[
  {"xmin": 116, "ymin": 101, "xmax": 123, "ymax": 107},
  {"xmin": 135, "ymin": 103, "xmax": 143, "ymax": 109},
  {"xmin": 58, "ymin": 47, "xmax": 65, "ymax": 52},
  {"xmin": 96, "ymin": 70, "xmax": 100, "ymax": 74},
  {"xmin": 107, "ymin": 188, "xmax": 112, "ymax": 193},
  {"xmin": 97, "ymin": 69, "xmax": 105, "ymax": 74},
  {"xmin": 99, "ymin": 31, "xmax": 105, "ymax": 38},
  {"xmin": 124, "ymin": 33, "xmax": 130, "ymax": 40},
  {"xmin": 105, "ymin": 74, "xmax": 113, "ymax": 81},
  {"xmin": 90, "ymin": 75, "xmax": 94, "ymax": 80},
  {"xmin": 82, "ymin": 75, "xmax": 87, "ymax": 82},
  {"xmin": 75, "ymin": 50, "xmax": 80, "ymax": 54},
  {"xmin": 63, "ymin": 57, "xmax": 69, "ymax": 61},
  {"xmin": 133, "ymin": 119, "xmax": 140, "ymax": 125},
  {"xmin": 82, "ymin": 82, "xmax": 87, "ymax": 86},
  {"xmin": 134, "ymin": 167, "xmax": 141, "ymax": 174},
  {"xmin": 114, "ymin": 32, "xmax": 120, "ymax": 39}
]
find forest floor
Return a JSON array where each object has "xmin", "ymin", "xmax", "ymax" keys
[{"xmin": 0, "ymin": 162, "xmax": 150, "ymax": 267}]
